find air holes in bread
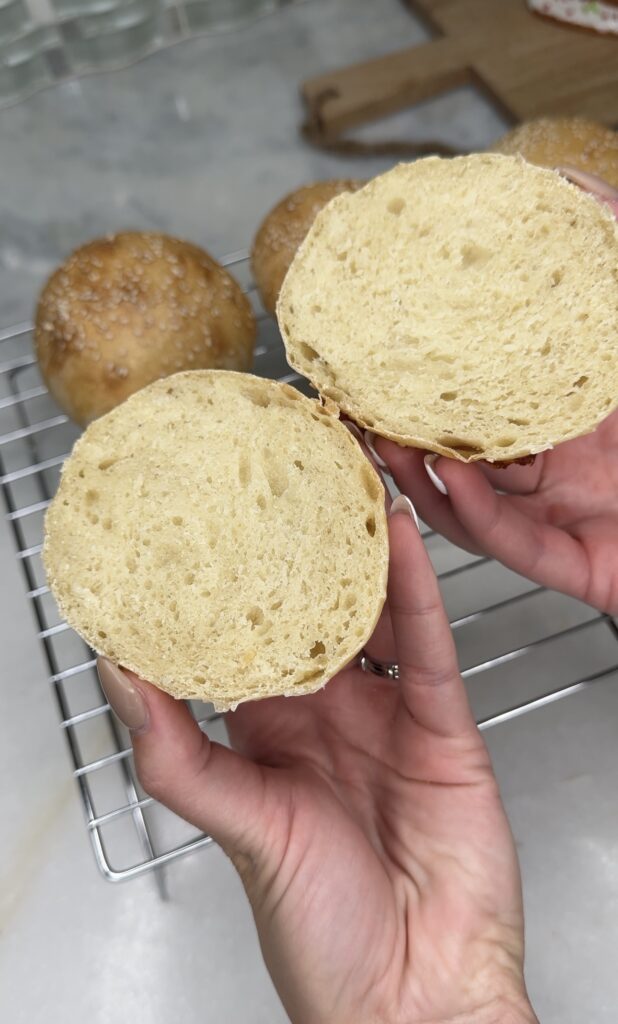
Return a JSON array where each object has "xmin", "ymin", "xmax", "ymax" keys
[
  {"xmin": 387, "ymin": 197, "xmax": 405, "ymax": 215},
  {"xmin": 299, "ymin": 342, "xmax": 320, "ymax": 362}
]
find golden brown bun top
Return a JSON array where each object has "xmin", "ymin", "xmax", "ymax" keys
[
  {"xmin": 35, "ymin": 231, "xmax": 256, "ymax": 425},
  {"xmin": 492, "ymin": 118, "xmax": 618, "ymax": 188},
  {"xmin": 251, "ymin": 180, "xmax": 364, "ymax": 314}
]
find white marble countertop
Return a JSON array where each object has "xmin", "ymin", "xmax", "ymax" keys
[
  {"xmin": 1, "ymin": 3, "xmax": 618, "ymax": 1022},
  {"xmin": 0, "ymin": 0, "xmax": 505, "ymax": 325}
]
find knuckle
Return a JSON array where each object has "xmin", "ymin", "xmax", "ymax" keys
[
  {"xmin": 135, "ymin": 733, "xmax": 210, "ymax": 804},
  {"xmin": 399, "ymin": 660, "xmax": 457, "ymax": 689},
  {"xmin": 134, "ymin": 756, "xmax": 168, "ymax": 801},
  {"xmin": 388, "ymin": 597, "xmax": 444, "ymax": 621}
]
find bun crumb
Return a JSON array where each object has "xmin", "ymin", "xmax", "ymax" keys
[
  {"xmin": 278, "ymin": 155, "xmax": 618, "ymax": 463},
  {"xmin": 43, "ymin": 371, "xmax": 388, "ymax": 710}
]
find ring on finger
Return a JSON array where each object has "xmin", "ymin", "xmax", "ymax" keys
[{"xmin": 360, "ymin": 653, "xmax": 400, "ymax": 680}]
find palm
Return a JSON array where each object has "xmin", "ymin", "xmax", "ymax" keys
[
  {"xmin": 132, "ymin": 511, "xmax": 533, "ymax": 1024},
  {"xmin": 227, "ymin": 665, "xmax": 523, "ymax": 1024}
]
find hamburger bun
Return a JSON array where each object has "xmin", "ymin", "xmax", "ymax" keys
[
  {"xmin": 278, "ymin": 155, "xmax": 618, "ymax": 463},
  {"xmin": 43, "ymin": 371, "xmax": 388, "ymax": 711},
  {"xmin": 35, "ymin": 232, "xmax": 256, "ymax": 426},
  {"xmin": 251, "ymin": 180, "xmax": 363, "ymax": 315},
  {"xmin": 491, "ymin": 117, "xmax": 618, "ymax": 188}
]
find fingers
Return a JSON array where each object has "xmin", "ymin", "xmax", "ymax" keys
[
  {"xmin": 388, "ymin": 501, "xmax": 476, "ymax": 737},
  {"xmin": 362, "ymin": 437, "xmax": 590, "ymax": 598},
  {"xmin": 98, "ymin": 659, "xmax": 266, "ymax": 856},
  {"xmin": 375, "ymin": 439, "xmax": 483, "ymax": 554},
  {"xmin": 478, "ymin": 456, "xmax": 544, "ymax": 495},
  {"xmin": 558, "ymin": 166, "xmax": 618, "ymax": 217},
  {"xmin": 376, "ymin": 435, "xmax": 544, "ymax": 500},
  {"xmin": 426, "ymin": 457, "xmax": 591, "ymax": 598},
  {"xmin": 363, "ymin": 602, "xmax": 397, "ymax": 666}
]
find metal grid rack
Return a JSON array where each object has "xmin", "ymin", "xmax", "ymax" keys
[{"xmin": 1, "ymin": 250, "xmax": 617, "ymax": 883}]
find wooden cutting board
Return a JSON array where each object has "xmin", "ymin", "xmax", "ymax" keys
[{"xmin": 302, "ymin": 0, "xmax": 618, "ymax": 143}]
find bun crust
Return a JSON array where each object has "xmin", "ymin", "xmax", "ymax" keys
[
  {"xmin": 251, "ymin": 181, "xmax": 363, "ymax": 315},
  {"xmin": 492, "ymin": 118, "xmax": 618, "ymax": 188},
  {"xmin": 35, "ymin": 232, "xmax": 256, "ymax": 426}
]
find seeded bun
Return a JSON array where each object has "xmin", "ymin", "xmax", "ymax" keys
[
  {"xmin": 278, "ymin": 155, "xmax": 618, "ymax": 463},
  {"xmin": 43, "ymin": 371, "xmax": 388, "ymax": 711},
  {"xmin": 492, "ymin": 118, "xmax": 618, "ymax": 188},
  {"xmin": 35, "ymin": 232, "xmax": 256, "ymax": 426},
  {"xmin": 251, "ymin": 181, "xmax": 363, "ymax": 315}
]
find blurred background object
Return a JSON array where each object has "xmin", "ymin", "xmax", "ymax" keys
[
  {"xmin": 301, "ymin": 0, "xmax": 618, "ymax": 157},
  {"xmin": 527, "ymin": 0, "xmax": 618, "ymax": 35},
  {"xmin": 0, "ymin": 0, "xmax": 306, "ymax": 106}
]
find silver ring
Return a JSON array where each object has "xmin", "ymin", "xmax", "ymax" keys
[{"xmin": 360, "ymin": 654, "xmax": 400, "ymax": 680}]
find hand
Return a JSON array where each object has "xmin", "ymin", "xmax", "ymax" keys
[
  {"xmin": 374, "ymin": 405, "xmax": 618, "ymax": 616},
  {"xmin": 372, "ymin": 171, "xmax": 618, "ymax": 617},
  {"xmin": 98, "ymin": 502, "xmax": 536, "ymax": 1024}
]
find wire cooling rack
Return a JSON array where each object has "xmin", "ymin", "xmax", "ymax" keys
[{"xmin": 1, "ymin": 250, "xmax": 617, "ymax": 883}]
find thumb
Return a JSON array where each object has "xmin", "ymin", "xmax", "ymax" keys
[
  {"xmin": 97, "ymin": 658, "xmax": 267, "ymax": 859},
  {"xmin": 558, "ymin": 166, "xmax": 618, "ymax": 218}
]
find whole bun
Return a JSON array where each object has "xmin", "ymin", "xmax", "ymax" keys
[
  {"xmin": 35, "ymin": 232, "xmax": 256, "ymax": 425},
  {"xmin": 491, "ymin": 118, "xmax": 618, "ymax": 188},
  {"xmin": 251, "ymin": 180, "xmax": 364, "ymax": 315}
]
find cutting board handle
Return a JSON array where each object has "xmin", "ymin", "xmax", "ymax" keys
[{"xmin": 301, "ymin": 37, "xmax": 473, "ymax": 142}]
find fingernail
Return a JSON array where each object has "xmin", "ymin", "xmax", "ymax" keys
[
  {"xmin": 97, "ymin": 657, "xmax": 149, "ymax": 733},
  {"xmin": 424, "ymin": 453, "xmax": 448, "ymax": 496},
  {"xmin": 389, "ymin": 493, "xmax": 420, "ymax": 530},
  {"xmin": 557, "ymin": 166, "xmax": 618, "ymax": 201},
  {"xmin": 344, "ymin": 420, "xmax": 364, "ymax": 444},
  {"xmin": 364, "ymin": 430, "xmax": 388, "ymax": 469}
]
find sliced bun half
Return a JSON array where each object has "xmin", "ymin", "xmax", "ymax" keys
[
  {"xmin": 43, "ymin": 371, "xmax": 388, "ymax": 710},
  {"xmin": 278, "ymin": 154, "xmax": 618, "ymax": 463}
]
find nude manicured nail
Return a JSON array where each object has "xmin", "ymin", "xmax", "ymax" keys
[
  {"xmin": 344, "ymin": 420, "xmax": 364, "ymax": 444},
  {"xmin": 424, "ymin": 453, "xmax": 448, "ymax": 496},
  {"xmin": 558, "ymin": 166, "xmax": 618, "ymax": 201},
  {"xmin": 364, "ymin": 431, "xmax": 388, "ymax": 469},
  {"xmin": 97, "ymin": 657, "xmax": 149, "ymax": 733},
  {"xmin": 389, "ymin": 493, "xmax": 420, "ymax": 530}
]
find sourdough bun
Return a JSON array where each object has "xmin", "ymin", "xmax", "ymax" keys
[
  {"xmin": 251, "ymin": 180, "xmax": 363, "ymax": 315},
  {"xmin": 491, "ymin": 118, "xmax": 618, "ymax": 188},
  {"xmin": 278, "ymin": 155, "xmax": 618, "ymax": 463},
  {"xmin": 43, "ymin": 371, "xmax": 388, "ymax": 711},
  {"xmin": 35, "ymin": 232, "xmax": 256, "ymax": 426}
]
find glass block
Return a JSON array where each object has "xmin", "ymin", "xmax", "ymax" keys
[
  {"xmin": 0, "ymin": 24, "xmax": 61, "ymax": 102},
  {"xmin": 184, "ymin": 0, "xmax": 278, "ymax": 32},
  {"xmin": 60, "ymin": 5, "xmax": 163, "ymax": 67},
  {"xmin": 71, "ymin": 0, "xmax": 163, "ymax": 35},
  {"xmin": 0, "ymin": 0, "xmax": 31, "ymax": 41},
  {"xmin": 51, "ymin": 0, "xmax": 130, "ymax": 16}
]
